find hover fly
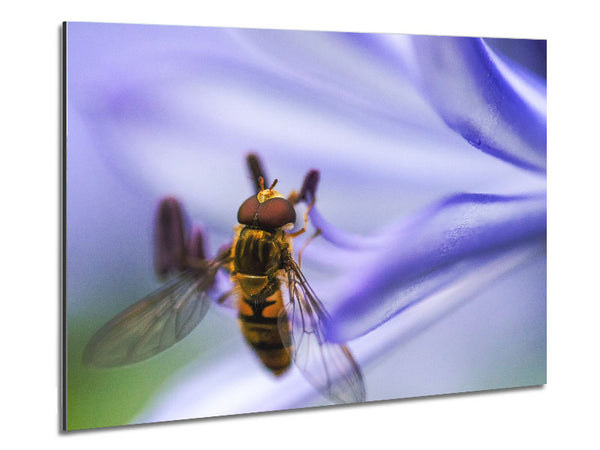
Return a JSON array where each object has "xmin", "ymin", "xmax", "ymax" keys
[{"xmin": 83, "ymin": 154, "xmax": 366, "ymax": 404}]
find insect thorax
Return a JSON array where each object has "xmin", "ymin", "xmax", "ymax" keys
[{"xmin": 232, "ymin": 227, "xmax": 288, "ymax": 278}]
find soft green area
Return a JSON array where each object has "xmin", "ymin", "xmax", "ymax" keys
[
  {"xmin": 67, "ymin": 322, "xmax": 185, "ymax": 430},
  {"xmin": 66, "ymin": 309, "xmax": 235, "ymax": 431}
]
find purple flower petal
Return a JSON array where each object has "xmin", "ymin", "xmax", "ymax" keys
[
  {"xmin": 135, "ymin": 346, "xmax": 324, "ymax": 422},
  {"xmin": 319, "ymin": 192, "xmax": 546, "ymax": 342},
  {"xmin": 408, "ymin": 36, "xmax": 547, "ymax": 172},
  {"xmin": 136, "ymin": 242, "xmax": 542, "ymax": 421},
  {"xmin": 69, "ymin": 25, "xmax": 537, "ymax": 225},
  {"xmin": 350, "ymin": 241, "xmax": 544, "ymax": 362},
  {"xmin": 66, "ymin": 23, "xmax": 547, "ymax": 425}
]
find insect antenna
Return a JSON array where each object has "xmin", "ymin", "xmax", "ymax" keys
[{"xmin": 246, "ymin": 152, "xmax": 269, "ymax": 193}]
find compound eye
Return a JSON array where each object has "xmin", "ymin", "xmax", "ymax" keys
[
  {"xmin": 257, "ymin": 197, "xmax": 296, "ymax": 229},
  {"xmin": 237, "ymin": 195, "xmax": 260, "ymax": 225}
]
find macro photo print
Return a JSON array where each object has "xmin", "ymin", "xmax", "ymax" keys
[{"xmin": 62, "ymin": 21, "xmax": 547, "ymax": 431}]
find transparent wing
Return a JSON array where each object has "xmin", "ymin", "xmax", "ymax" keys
[
  {"xmin": 83, "ymin": 253, "xmax": 230, "ymax": 368},
  {"xmin": 280, "ymin": 257, "xmax": 366, "ymax": 404}
]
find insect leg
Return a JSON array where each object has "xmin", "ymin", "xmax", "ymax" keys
[
  {"xmin": 297, "ymin": 228, "xmax": 322, "ymax": 268},
  {"xmin": 216, "ymin": 290, "xmax": 233, "ymax": 304},
  {"xmin": 288, "ymin": 199, "xmax": 315, "ymax": 238},
  {"xmin": 215, "ymin": 289, "xmax": 239, "ymax": 310},
  {"xmin": 288, "ymin": 169, "xmax": 320, "ymax": 238},
  {"xmin": 287, "ymin": 190, "xmax": 300, "ymax": 204}
]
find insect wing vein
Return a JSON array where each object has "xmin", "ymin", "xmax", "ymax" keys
[
  {"xmin": 281, "ymin": 257, "xmax": 366, "ymax": 404},
  {"xmin": 83, "ymin": 268, "xmax": 217, "ymax": 367}
]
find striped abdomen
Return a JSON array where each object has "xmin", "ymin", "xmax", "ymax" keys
[
  {"xmin": 232, "ymin": 227, "xmax": 292, "ymax": 376},
  {"xmin": 237, "ymin": 277, "xmax": 291, "ymax": 375}
]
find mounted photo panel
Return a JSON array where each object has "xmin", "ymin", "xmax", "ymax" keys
[{"xmin": 62, "ymin": 21, "xmax": 546, "ymax": 431}]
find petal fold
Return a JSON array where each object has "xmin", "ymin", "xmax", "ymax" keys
[
  {"xmin": 322, "ymin": 192, "xmax": 546, "ymax": 341},
  {"xmin": 409, "ymin": 36, "xmax": 547, "ymax": 172}
]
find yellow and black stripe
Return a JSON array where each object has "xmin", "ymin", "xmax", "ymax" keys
[
  {"xmin": 232, "ymin": 226, "xmax": 293, "ymax": 376},
  {"xmin": 237, "ymin": 278, "xmax": 291, "ymax": 375}
]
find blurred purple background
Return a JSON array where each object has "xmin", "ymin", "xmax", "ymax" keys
[{"xmin": 65, "ymin": 22, "xmax": 545, "ymax": 429}]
